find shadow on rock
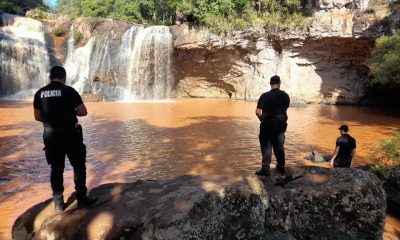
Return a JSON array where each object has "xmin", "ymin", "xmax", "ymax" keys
[{"xmin": 12, "ymin": 167, "xmax": 386, "ymax": 240}]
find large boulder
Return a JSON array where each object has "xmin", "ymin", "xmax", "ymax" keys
[
  {"xmin": 12, "ymin": 167, "xmax": 386, "ymax": 240},
  {"xmin": 383, "ymin": 169, "xmax": 400, "ymax": 216}
]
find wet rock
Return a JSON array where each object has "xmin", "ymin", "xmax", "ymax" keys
[
  {"xmin": 13, "ymin": 167, "xmax": 386, "ymax": 240},
  {"xmin": 307, "ymin": 151, "xmax": 330, "ymax": 163},
  {"xmin": 383, "ymin": 170, "xmax": 400, "ymax": 216}
]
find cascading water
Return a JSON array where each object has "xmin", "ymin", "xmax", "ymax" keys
[
  {"xmin": 64, "ymin": 25, "xmax": 174, "ymax": 101},
  {"xmin": 0, "ymin": 13, "xmax": 49, "ymax": 98},
  {"xmin": 126, "ymin": 26, "xmax": 174, "ymax": 100},
  {"xmin": 0, "ymin": 15, "xmax": 174, "ymax": 101}
]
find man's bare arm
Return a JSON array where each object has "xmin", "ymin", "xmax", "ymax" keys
[
  {"xmin": 76, "ymin": 103, "xmax": 88, "ymax": 117},
  {"xmin": 329, "ymin": 146, "xmax": 340, "ymax": 167},
  {"xmin": 256, "ymin": 108, "xmax": 262, "ymax": 121},
  {"xmin": 351, "ymin": 148, "xmax": 356, "ymax": 166},
  {"xmin": 34, "ymin": 109, "xmax": 44, "ymax": 122}
]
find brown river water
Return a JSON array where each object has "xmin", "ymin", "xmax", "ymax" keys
[{"xmin": 0, "ymin": 99, "xmax": 399, "ymax": 239}]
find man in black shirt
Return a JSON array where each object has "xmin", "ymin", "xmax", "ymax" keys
[
  {"xmin": 33, "ymin": 66, "xmax": 96, "ymax": 213},
  {"xmin": 255, "ymin": 75, "xmax": 290, "ymax": 176},
  {"xmin": 329, "ymin": 125, "xmax": 356, "ymax": 168}
]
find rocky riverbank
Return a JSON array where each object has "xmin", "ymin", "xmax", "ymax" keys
[{"xmin": 12, "ymin": 167, "xmax": 386, "ymax": 240}]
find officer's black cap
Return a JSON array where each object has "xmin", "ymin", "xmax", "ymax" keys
[
  {"xmin": 270, "ymin": 75, "xmax": 281, "ymax": 84},
  {"xmin": 338, "ymin": 125, "xmax": 349, "ymax": 131}
]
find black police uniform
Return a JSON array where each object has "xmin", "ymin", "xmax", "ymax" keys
[
  {"xmin": 334, "ymin": 134, "xmax": 356, "ymax": 167},
  {"xmin": 33, "ymin": 81, "xmax": 88, "ymax": 201},
  {"xmin": 257, "ymin": 88, "xmax": 290, "ymax": 173}
]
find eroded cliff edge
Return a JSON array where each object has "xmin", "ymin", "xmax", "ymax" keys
[
  {"xmin": 172, "ymin": 0, "xmax": 400, "ymax": 103},
  {"xmin": 12, "ymin": 167, "xmax": 386, "ymax": 240}
]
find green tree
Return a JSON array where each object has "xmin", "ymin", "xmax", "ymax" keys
[
  {"xmin": 370, "ymin": 35, "xmax": 400, "ymax": 86},
  {"xmin": 54, "ymin": 0, "xmax": 309, "ymax": 34},
  {"xmin": 81, "ymin": 0, "xmax": 115, "ymax": 18},
  {"xmin": 57, "ymin": 0, "xmax": 83, "ymax": 17},
  {"xmin": 0, "ymin": 0, "xmax": 48, "ymax": 15}
]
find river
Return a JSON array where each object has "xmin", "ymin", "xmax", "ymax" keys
[{"xmin": 0, "ymin": 99, "xmax": 399, "ymax": 239}]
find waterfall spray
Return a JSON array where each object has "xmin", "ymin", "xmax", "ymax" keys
[{"xmin": 0, "ymin": 13, "xmax": 49, "ymax": 98}]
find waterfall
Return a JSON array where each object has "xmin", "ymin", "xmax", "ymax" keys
[
  {"xmin": 126, "ymin": 26, "xmax": 174, "ymax": 100},
  {"xmin": 64, "ymin": 25, "xmax": 174, "ymax": 101},
  {"xmin": 0, "ymin": 16, "xmax": 174, "ymax": 101},
  {"xmin": 0, "ymin": 13, "xmax": 49, "ymax": 98}
]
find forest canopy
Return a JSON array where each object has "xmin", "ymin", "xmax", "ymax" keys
[
  {"xmin": 0, "ymin": 0, "xmax": 48, "ymax": 15},
  {"xmin": 57, "ymin": 0, "xmax": 313, "ymax": 34}
]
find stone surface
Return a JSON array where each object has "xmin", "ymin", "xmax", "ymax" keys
[
  {"xmin": 383, "ymin": 169, "xmax": 400, "ymax": 216},
  {"xmin": 13, "ymin": 167, "xmax": 386, "ymax": 240},
  {"xmin": 172, "ymin": 24, "xmax": 374, "ymax": 103},
  {"xmin": 171, "ymin": 0, "xmax": 400, "ymax": 103},
  {"xmin": 308, "ymin": 151, "xmax": 329, "ymax": 162}
]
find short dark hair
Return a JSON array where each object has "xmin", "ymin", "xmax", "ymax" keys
[
  {"xmin": 338, "ymin": 125, "xmax": 349, "ymax": 132},
  {"xmin": 270, "ymin": 75, "xmax": 281, "ymax": 84},
  {"xmin": 50, "ymin": 66, "xmax": 66, "ymax": 80}
]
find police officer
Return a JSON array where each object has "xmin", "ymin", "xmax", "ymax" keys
[
  {"xmin": 255, "ymin": 75, "xmax": 290, "ymax": 176},
  {"xmin": 33, "ymin": 66, "xmax": 96, "ymax": 213},
  {"xmin": 329, "ymin": 125, "xmax": 356, "ymax": 168}
]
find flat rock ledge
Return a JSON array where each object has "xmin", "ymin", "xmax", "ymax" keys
[{"xmin": 12, "ymin": 167, "xmax": 386, "ymax": 240}]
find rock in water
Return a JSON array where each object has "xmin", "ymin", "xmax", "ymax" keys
[
  {"xmin": 309, "ymin": 151, "xmax": 329, "ymax": 163},
  {"xmin": 12, "ymin": 167, "xmax": 386, "ymax": 240}
]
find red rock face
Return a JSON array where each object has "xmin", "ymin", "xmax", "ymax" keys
[
  {"xmin": 171, "ymin": 24, "xmax": 375, "ymax": 103},
  {"xmin": 173, "ymin": 47, "xmax": 243, "ymax": 99}
]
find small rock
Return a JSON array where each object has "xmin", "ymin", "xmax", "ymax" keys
[{"xmin": 308, "ymin": 151, "xmax": 330, "ymax": 163}]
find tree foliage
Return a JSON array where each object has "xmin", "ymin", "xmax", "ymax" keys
[
  {"xmin": 57, "ymin": 0, "xmax": 83, "ymax": 17},
  {"xmin": 56, "ymin": 0, "xmax": 311, "ymax": 33},
  {"xmin": 368, "ymin": 35, "xmax": 400, "ymax": 106},
  {"xmin": 370, "ymin": 35, "xmax": 400, "ymax": 86},
  {"xmin": 0, "ymin": 0, "xmax": 48, "ymax": 15},
  {"xmin": 370, "ymin": 131, "xmax": 400, "ymax": 178}
]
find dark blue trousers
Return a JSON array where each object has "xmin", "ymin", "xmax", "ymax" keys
[
  {"xmin": 259, "ymin": 123, "xmax": 286, "ymax": 172},
  {"xmin": 43, "ymin": 125, "xmax": 87, "ymax": 201}
]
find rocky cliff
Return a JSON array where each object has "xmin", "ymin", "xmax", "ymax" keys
[
  {"xmin": 172, "ymin": 0, "xmax": 400, "ymax": 103},
  {"xmin": 12, "ymin": 167, "xmax": 386, "ymax": 240},
  {"xmin": 1, "ymin": 0, "xmax": 399, "ymax": 102}
]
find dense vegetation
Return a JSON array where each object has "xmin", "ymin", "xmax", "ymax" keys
[
  {"xmin": 370, "ymin": 35, "xmax": 400, "ymax": 87},
  {"xmin": 57, "ymin": 0, "xmax": 312, "ymax": 34},
  {"xmin": 0, "ymin": 0, "xmax": 48, "ymax": 15},
  {"xmin": 368, "ymin": 34, "xmax": 400, "ymax": 106},
  {"xmin": 370, "ymin": 132, "xmax": 400, "ymax": 178}
]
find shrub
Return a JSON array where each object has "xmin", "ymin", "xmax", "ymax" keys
[
  {"xmin": 73, "ymin": 30, "xmax": 83, "ymax": 43},
  {"xmin": 53, "ymin": 27, "xmax": 66, "ymax": 37},
  {"xmin": 379, "ymin": 132, "xmax": 400, "ymax": 162},
  {"xmin": 27, "ymin": 7, "xmax": 48, "ymax": 20},
  {"xmin": 87, "ymin": 17, "xmax": 100, "ymax": 31},
  {"xmin": 369, "ymin": 131, "xmax": 400, "ymax": 178},
  {"xmin": 370, "ymin": 164, "xmax": 393, "ymax": 179},
  {"xmin": 263, "ymin": 12, "xmax": 307, "ymax": 32}
]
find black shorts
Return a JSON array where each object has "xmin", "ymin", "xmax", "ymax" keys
[{"xmin": 334, "ymin": 157, "xmax": 352, "ymax": 168}]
